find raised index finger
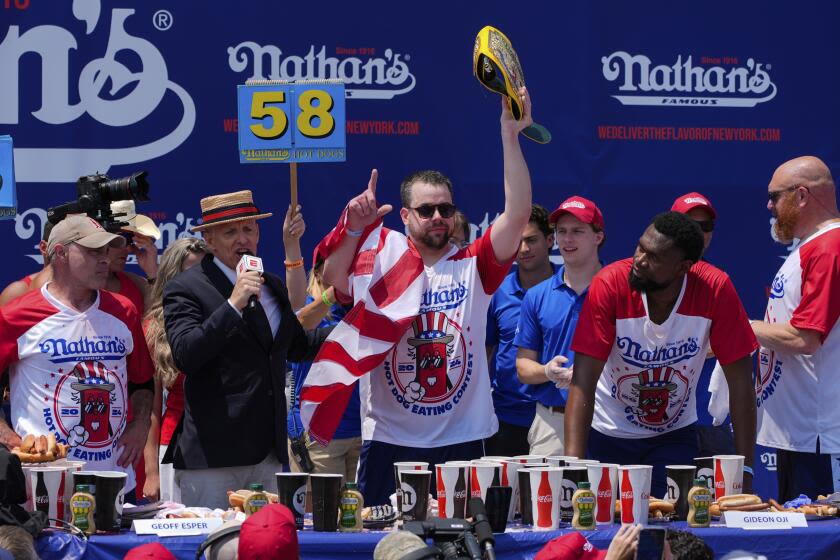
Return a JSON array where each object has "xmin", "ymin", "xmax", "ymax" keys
[{"xmin": 367, "ymin": 169, "xmax": 379, "ymax": 195}]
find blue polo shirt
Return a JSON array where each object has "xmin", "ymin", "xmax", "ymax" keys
[
  {"xmin": 487, "ymin": 264, "xmax": 560, "ymax": 427},
  {"xmin": 513, "ymin": 265, "xmax": 588, "ymax": 407}
]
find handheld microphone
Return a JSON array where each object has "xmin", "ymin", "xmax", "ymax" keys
[
  {"xmin": 236, "ymin": 253, "xmax": 264, "ymax": 310},
  {"xmin": 468, "ymin": 498, "xmax": 497, "ymax": 560}
]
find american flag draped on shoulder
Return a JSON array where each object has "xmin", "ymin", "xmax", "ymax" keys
[{"xmin": 300, "ymin": 212, "xmax": 425, "ymax": 445}]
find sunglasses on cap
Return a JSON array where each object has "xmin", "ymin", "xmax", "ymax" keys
[
  {"xmin": 693, "ymin": 219, "xmax": 715, "ymax": 233},
  {"xmin": 410, "ymin": 203, "xmax": 457, "ymax": 219}
]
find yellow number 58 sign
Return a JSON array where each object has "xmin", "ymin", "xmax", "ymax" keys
[{"xmin": 237, "ymin": 81, "xmax": 346, "ymax": 163}]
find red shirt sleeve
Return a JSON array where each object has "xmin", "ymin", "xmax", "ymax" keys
[
  {"xmin": 467, "ymin": 225, "xmax": 515, "ymax": 294},
  {"xmin": 571, "ymin": 269, "xmax": 617, "ymax": 361},
  {"xmin": 709, "ymin": 276, "xmax": 758, "ymax": 365},
  {"xmin": 0, "ymin": 309, "xmax": 19, "ymax": 374},
  {"xmin": 790, "ymin": 250, "xmax": 840, "ymax": 342},
  {"xmin": 127, "ymin": 304, "xmax": 154, "ymax": 384}
]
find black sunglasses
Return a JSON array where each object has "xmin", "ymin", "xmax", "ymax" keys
[
  {"xmin": 768, "ymin": 185, "xmax": 798, "ymax": 204},
  {"xmin": 411, "ymin": 203, "xmax": 457, "ymax": 219},
  {"xmin": 694, "ymin": 219, "xmax": 715, "ymax": 233}
]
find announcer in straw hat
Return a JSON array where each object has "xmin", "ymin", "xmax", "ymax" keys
[{"xmin": 162, "ymin": 190, "xmax": 330, "ymax": 508}]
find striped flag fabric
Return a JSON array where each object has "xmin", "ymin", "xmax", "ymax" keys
[{"xmin": 300, "ymin": 214, "xmax": 426, "ymax": 445}]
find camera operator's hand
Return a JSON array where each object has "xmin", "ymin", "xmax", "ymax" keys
[
  {"xmin": 544, "ymin": 355, "xmax": 572, "ymax": 388},
  {"xmin": 604, "ymin": 523, "xmax": 641, "ymax": 560},
  {"xmin": 229, "ymin": 270, "xmax": 263, "ymax": 311},
  {"xmin": 130, "ymin": 233, "xmax": 159, "ymax": 280}
]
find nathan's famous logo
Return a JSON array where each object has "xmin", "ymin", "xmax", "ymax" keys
[
  {"xmin": 419, "ymin": 282, "xmax": 468, "ymax": 313},
  {"xmin": 0, "ymin": 0, "xmax": 195, "ymax": 183},
  {"xmin": 755, "ymin": 348, "xmax": 782, "ymax": 408},
  {"xmin": 768, "ymin": 272, "xmax": 785, "ymax": 299},
  {"xmin": 13, "ymin": 207, "xmax": 199, "ymax": 265},
  {"xmin": 383, "ymin": 312, "xmax": 474, "ymax": 417},
  {"xmin": 601, "ymin": 52, "xmax": 776, "ymax": 108},
  {"xmin": 616, "ymin": 336, "xmax": 700, "ymax": 369},
  {"xmin": 39, "ymin": 335, "xmax": 128, "ymax": 364},
  {"xmin": 52, "ymin": 361, "xmax": 125, "ymax": 451},
  {"xmin": 614, "ymin": 365, "xmax": 692, "ymax": 430},
  {"xmin": 227, "ymin": 44, "xmax": 415, "ymax": 100}
]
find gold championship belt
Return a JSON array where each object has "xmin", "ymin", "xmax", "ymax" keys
[{"xmin": 473, "ymin": 26, "xmax": 551, "ymax": 144}]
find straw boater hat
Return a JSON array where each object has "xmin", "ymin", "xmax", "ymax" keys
[
  {"xmin": 191, "ymin": 190, "xmax": 273, "ymax": 232},
  {"xmin": 110, "ymin": 200, "xmax": 161, "ymax": 240}
]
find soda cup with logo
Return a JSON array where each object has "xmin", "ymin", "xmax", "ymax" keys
[
  {"xmin": 558, "ymin": 466, "xmax": 587, "ymax": 521},
  {"xmin": 529, "ymin": 467, "xmax": 562, "ymax": 531},
  {"xmin": 712, "ymin": 455, "xmax": 744, "ymax": 500},
  {"xmin": 586, "ymin": 463, "xmax": 618, "ymax": 525},
  {"xmin": 30, "ymin": 467, "xmax": 67, "ymax": 525},
  {"xmin": 469, "ymin": 461, "xmax": 501, "ymax": 502},
  {"xmin": 393, "ymin": 461, "xmax": 428, "ymax": 514},
  {"xmin": 500, "ymin": 460, "xmax": 524, "ymax": 521},
  {"xmin": 436, "ymin": 464, "xmax": 467, "ymax": 519},
  {"xmin": 693, "ymin": 457, "xmax": 714, "ymax": 490},
  {"xmin": 618, "ymin": 465, "xmax": 652, "ymax": 527}
]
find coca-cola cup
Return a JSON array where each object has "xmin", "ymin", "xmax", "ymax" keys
[
  {"xmin": 484, "ymin": 486, "xmax": 512, "ymax": 533},
  {"xmin": 712, "ymin": 455, "xmax": 745, "ymax": 500},
  {"xmin": 94, "ymin": 471, "xmax": 128, "ymax": 533},
  {"xmin": 586, "ymin": 463, "xmax": 618, "ymax": 526},
  {"xmin": 664, "ymin": 465, "xmax": 696, "ymax": 521},
  {"xmin": 545, "ymin": 455, "xmax": 578, "ymax": 467},
  {"xmin": 516, "ymin": 464, "xmax": 545, "ymax": 525},
  {"xmin": 500, "ymin": 460, "xmax": 524, "ymax": 521},
  {"xmin": 393, "ymin": 462, "xmax": 428, "ymax": 513},
  {"xmin": 469, "ymin": 462, "xmax": 501, "ymax": 501},
  {"xmin": 401, "ymin": 470, "xmax": 431, "ymax": 522},
  {"xmin": 29, "ymin": 467, "xmax": 66, "ymax": 525},
  {"xmin": 559, "ymin": 466, "xmax": 587, "ymax": 521},
  {"xmin": 693, "ymin": 457, "xmax": 714, "ymax": 491},
  {"xmin": 436, "ymin": 463, "xmax": 468, "ymax": 519},
  {"xmin": 529, "ymin": 467, "xmax": 562, "ymax": 531},
  {"xmin": 275, "ymin": 473, "xmax": 308, "ymax": 529},
  {"xmin": 511, "ymin": 455, "xmax": 546, "ymax": 463},
  {"xmin": 566, "ymin": 460, "xmax": 599, "ymax": 468},
  {"xmin": 618, "ymin": 465, "xmax": 652, "ymax": 527},
  {"xmin": 481, "ymin": 455, "xmax": 511, "ymax": 462}
]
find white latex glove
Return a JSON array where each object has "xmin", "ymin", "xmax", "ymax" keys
[{"xmin": 544, "ymin": 355, "xmax": 573, "ymax": 389}]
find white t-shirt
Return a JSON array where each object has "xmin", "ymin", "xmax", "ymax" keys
[
  {"xmin": 572, "ymin": 259, "xmax": 757, "ymax": 439},
  {"xmin": 0, "ymin": 285, "xmax": 154, "ymax": 490},
  {"xmin": 360, "ymin": 230, "xmax": 511, "ymax": 446},
  {"xmin": 756, "ymin": 223, "xmax": 840, "ymax": 453}
]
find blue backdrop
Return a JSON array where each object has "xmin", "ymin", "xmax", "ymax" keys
[{"xmin": 4, "ymin": 0, "xmax": 835, "ymax": 497}]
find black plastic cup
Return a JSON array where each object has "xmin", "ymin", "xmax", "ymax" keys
[
  {"xmin": 276, "ymin": 472, "xmax": 309, "ymax": 530},
  {"xmin": 693, "ymin": 457, "xmax": 714, "ymax": 491},
  {"xmin": 310, "ymin": 474, "xmax": 342, "ymax": 531},
  {"xmin": 485, "ymin": 486, "xmax": 512, "ymax": 533},
  {"xmin": 665, "ymin": 465, "xmax": 696, "ymax": 521},
  {"xmin": 94, "ymin": 472, "xmax": 127, "ymax": 533},
  {"xmin": 560, "ymin": 467, "xmax": 587, "ymax": 521},
  {"xmin": 518, "ymin": 469, "xmax": 533, "ymax": 525},
  {"xmin": 401, "ymin": 470, "xmax": 431, "ymax": 521}
]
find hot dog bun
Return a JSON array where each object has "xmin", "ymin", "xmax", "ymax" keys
[
  {"xmin": 717, "ymin": 494, "xmax": 762, "ymax": 508},
  {"xmin": 649, "ymin": 499, "xmax": 675, "ymax": 514}
]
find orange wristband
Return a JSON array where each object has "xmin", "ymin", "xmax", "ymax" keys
[{"xmin": 284, "ymin": 258, "xmax": 304, "ymax": 270}]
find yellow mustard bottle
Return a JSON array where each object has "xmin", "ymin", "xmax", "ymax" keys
[
  {"xmin": 687, "ymin": 478, "xmax": 712, "ymax": 528},
  {"xmin": 339, "ymin": 482, "xmax": 364, "ymax": 532},
  {"xmin": 243, "ymin": 483, "xmax": 269, "ymax": 517},
  {"xmin": 70, "ymin": 484, "xmax": 96, "ymax": 535},
  {"xmin": 571, "ymin": 481, "xmax": 596, "ymax": 530}
]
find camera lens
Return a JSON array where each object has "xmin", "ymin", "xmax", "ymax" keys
[{"xmin": 101, "ymin": 171, "xmax": 150, "ymax": 203}]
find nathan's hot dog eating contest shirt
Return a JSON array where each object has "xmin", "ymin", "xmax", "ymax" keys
[
  {"xmin": 360, "ymin": 229, "xmax": 511, "ymax": 446},
  {"xmin": 0, "ymin": 285, "xmax": 153, "ymax": 489},
  {"xmin": 572, "ymin": 259, "xmax": 757, "ymax": 438}
]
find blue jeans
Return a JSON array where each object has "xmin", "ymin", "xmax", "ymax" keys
[{"xmin": 588, "ymin": 424, "xmax": 698, "ymax": 499}]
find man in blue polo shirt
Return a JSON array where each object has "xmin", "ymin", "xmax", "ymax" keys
[
  {"xmin": 514, "ymin": 196, "xmax": 605, "ymax": 456},
  {"xmin": 486, "ymin": 205, "xmax": 558, "ymax": 456}
]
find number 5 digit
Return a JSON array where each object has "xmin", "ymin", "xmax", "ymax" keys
[{"xmin": 249, "ymin": 91, "xmax": 288, "ymax": 140}]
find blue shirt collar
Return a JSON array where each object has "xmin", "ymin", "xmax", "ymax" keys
[{"xmin": 508, "ymin": 263, "xmax": 560, "ymax": 295}]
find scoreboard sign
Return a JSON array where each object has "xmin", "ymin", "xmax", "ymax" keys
[{"xmin": 237, "ymin": 81, "xmax": 346, "ymax": 164}]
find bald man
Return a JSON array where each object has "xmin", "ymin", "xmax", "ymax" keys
[{"xmin": 753, "ymin": 156, "xmax": 840, "ymax": 501}]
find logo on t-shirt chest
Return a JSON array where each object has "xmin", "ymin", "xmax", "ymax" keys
[
  {"xmin": 419, "ymin": 281, "xmax": 469, "ymax": 313},
  {"xmin": 39, "ymin": 336, "xmax": 128, "ymax": 363}
]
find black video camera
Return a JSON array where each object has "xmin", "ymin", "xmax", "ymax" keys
[
  {"xmin": 46, "ymin": 171, "xmax": 150, "ymax": 232},
  {"xmin": 403, "ymin": 500, "xmax": 496, "ymax": 560}
]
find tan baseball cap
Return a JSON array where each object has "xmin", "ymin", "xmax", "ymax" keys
[{"xmin": 47, "ymin": 214, "xmax": 126, "ymax": 256}]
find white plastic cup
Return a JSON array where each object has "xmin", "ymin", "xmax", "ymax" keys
[
  {"xmin": 587, "ymin": 463, "xmax": 619, "ymax": 525},
  {"xmin": 500, "ymin": 460, "xmax": 524, "ymax": 521},
  {"xmin": 545, "ymin": 455, "xmax": 578, "ymax": 467},
  {"xmin": 436, "ymin": 463, "xmax": 468, "ymax": 519},
  {"xmin": 469, "ymin": 462, "xmax": 501, "ymax": 501},
  {"xmin": 618, "ymin": 465, "xmax": 652, "ymax": 527},
  {"xmin": 529, "ymin": 467, "xmax": 563, "ymax": 531},
  {"xmin": 713, "ymin": 455, "xmax": 745, "ymax": 500}
]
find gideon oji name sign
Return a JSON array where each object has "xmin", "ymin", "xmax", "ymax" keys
[{"xmin": 237, "ymin": 80, "xmax": 346, "ymax": 163}]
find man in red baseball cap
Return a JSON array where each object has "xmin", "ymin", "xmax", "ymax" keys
[
  {"xmin": 238, "ymin": 504, "xmax": 299, "ymax": 560},
  {"xmin": 514, "ymin": 195, "xmax": 605, "ymax": 455},
  {"xmin": 671, "ymin": 192, "xmax": 716, "ymax": 253}
]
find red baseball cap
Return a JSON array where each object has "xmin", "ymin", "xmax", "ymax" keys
[
  {"xmin": 549, "ymin": 196, "xmax": 605, "ymax": 229},
  {"xmin": 535, "ymin": 532, "xmax": 608, "ymax": 560},
  {"xmin": 124, "ymin": 543, "xmax": 177, "ymax": 560},
  {"xmin": 238, "ymin": 504, "xmax": 299, "ymax": 560},
  {"xmin": 671, "ymin": 192, "xmax": 717, "ymax": 219}
]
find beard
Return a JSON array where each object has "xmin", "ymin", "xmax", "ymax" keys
[
  {"xmin": 628, "ymin": 269, "xmax": 670, "ymax": 292},
  {"xmin": 411, "ymin": 221, "xmax": 451, "ymax": 250},
  {"xmin": 772, "ymin": 200, "xmax": 800, "ymax": 244}
]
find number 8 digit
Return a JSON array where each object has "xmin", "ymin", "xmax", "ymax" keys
[{"xmin": 297, "ymin": 90, "xmax": 335, "ymax": 139}]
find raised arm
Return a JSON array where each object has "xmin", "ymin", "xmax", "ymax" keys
[
  {"xmin": 283, "ymin": 204, "xmax": 307, "ymax": 311},
  {"xmin": 489, "ymin": 87, "xmax": 534, "ymax": 262},
  {"xmin": 322, "ymin": 169, "xmax": 392, "ymax": 294}
]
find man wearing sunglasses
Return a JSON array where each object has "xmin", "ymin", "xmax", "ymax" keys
[
  {"xmin": 321, "ymin": 88, "xmax": 534, "ymax": 506},
  {"xmin": 752, "ymin": 156, "xmax": 840, "ymax": 501}
]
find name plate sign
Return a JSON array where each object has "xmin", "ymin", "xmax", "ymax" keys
[
  {"xmin": 723, "ymin": 511, "xmax": 807, "ymax": 530},
  {"xmin": 132, "ymin": 517, "xmax": 224, "ymax": 536}
]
